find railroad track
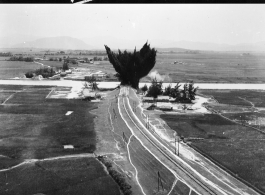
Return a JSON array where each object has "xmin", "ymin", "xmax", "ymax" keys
[{"xmin": 120, "ymin": 94, "xmax": 221, "ymax": 195}]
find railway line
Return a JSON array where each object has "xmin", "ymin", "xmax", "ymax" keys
[{"xmin": 118, "ymin": 87, "xmax": 222, "ymax": 195}]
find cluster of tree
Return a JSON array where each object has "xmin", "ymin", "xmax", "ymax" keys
[
  {"xmin": 85, "ymin": 76, "xmax": 99, "ymax": 91},
  {"xmin": 143, "ymin": 79, "xmax": 198, "ymax": 103},
  {"xmin": 62, "ymin": 58, "xmax": 78, "ymax": 69},
  {"xmin": 9, "ymin": 56, "xmax": 34, "ymax": 62},
  {"xmin": 49, "ymin": 57, "xmax": 62, "ymax": 62},
  {"xmin": 93, "ymin": 56, "xmax": 108, "ymax": 61},
  {"xmin": 105, "ymin": 42, "xmax": 156, "ymax": 89},
  {"xmin": 0, "ymin": 52, "xmax": 12, "ymax": 56},
  {"xmin": 25, "ymin": 67, "xmax": 56, "ymax": 78},
  {"xmin": 144, "ymin": 78, "xmax": 163, "ymax": 99},
  {"xmin": 98, "ymin": 156, "xmax": 132, "ymax": 195}
]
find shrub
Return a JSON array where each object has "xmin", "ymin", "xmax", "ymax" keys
[
  {"xmin": 98, "ymin": 156, "xmax": 132, "ymax": 195},
  {"xmin": 25, "ymin": 71, "xmax": 34, "ymax": 78}
]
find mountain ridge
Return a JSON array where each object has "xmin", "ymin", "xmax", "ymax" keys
[
  {"xmin": 11, "ymin": 36, "xmax": 95, "ymax": 50},
  {"xmin": 1, "ymin": 35, "xmax": 265, "ymax": 52}
]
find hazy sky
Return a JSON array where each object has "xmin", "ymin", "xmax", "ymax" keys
[{"xmin": 1, "ymin": 4, "xmax": 265, "ymax": 45}]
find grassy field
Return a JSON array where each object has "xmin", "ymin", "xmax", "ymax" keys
[
  {"xmin": 154, "ymin": 52, "xmax": 265, "ymax": 83},
  {"xmin": 198, "ymin": 89, "xmax": 265, "ymax": 107},
  {"xmin": 78, "ymin": 52, "xmax": 265, "ymax": 83},
  {"xmin": 0, "ymin": 61, "xmax": 42, "ymax": 79},
  {"xmin": 0, "ymin": 157, "xmax": 121, "ymax": 195},
  {"xmin": 161, "ymin": 113, "xmax": 265, "ymax": 193},
  {"xmin": 37, "ymin": 60, "xmax": 64, "ymax": 68},
  {"xmin": 1, "ymin": 51, "xmax": 265, "ymax": 83},
  {"xmin": 0, "ymin": 85, "xmax": 97, "ymax": 168},
  {"xmin": 223, "ymin": 112, "xmax": 265, "ymax": 131},
  {"xmin": 0, "ymin": 60, "xmax": 67, "ymax": 79}
]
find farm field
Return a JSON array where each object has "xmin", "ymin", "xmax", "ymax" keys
[
  {"xmin": 160, "ymin": 113, "xmax": 265, "ymax": 193},
  {"xmin": 76, "ymin": 52, "xmax": 265, "ymax": 84},
  {"xmin": 154, "ymin": 52, "xmax": 265, "ymax": 83},
  {"xmin": 1, "ymin": 51, "xmax": 265, "ymax": 83},
  {"xmin": 0, "ymin": 157, "xmax": 120, "ymax": 195},
  {"xmin": 199, "ymin": 89, "xmax": 265, "ymax": 130},
  {"xmin": 198, "ymin": 89, "xmax": 265, "ymax": 107},
  {"xmin": 0, "ymin": 61, "xmax": 42, "ymax": 79},
  {"xmin": 223, "ymin": 112, "xmax": 265, "ymax": 131},
  {"xmin": 0, "ymin": 59, "xmax": 67, "ymax": 80},
  {"xmin": 0, "ymin": 84, "xmax": 126, "ymax": 194},
  {"xmin": 0, "ymin": 85, "xmax": 97, "ymax": 168}
]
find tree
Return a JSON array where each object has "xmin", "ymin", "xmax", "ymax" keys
[
  {"xmin": 62, "ymin": 60, "xmax": 69, "ymax": 71},
  {"xmin": 105, "ymin": 42, "xmax": 157, "ymax": 89},
  {"xmin": 86, "ymin": 75, "xmax": 99, "ymax": 91},
  {"xmin": 163, "ymin": 84, "xmax": 172, "ymax": 96},
  {"xmin": 170, "ymin": 83, "xmax": 181, "ymax": 100},
  {"xmin": 141, "ymin": 84, "xmax": 148, "ymax": 95},
  {"xmin": 187, "ymin": 82, "xmax": 198, "ymax": 100},
  {"xmin": 146, "ymin": 78, "xmax": 163, "ymax": 103}
]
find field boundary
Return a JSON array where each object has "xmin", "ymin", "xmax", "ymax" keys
[{"xmin": 187, "ymin": 143, "xmax": 265, "ymax": 195}]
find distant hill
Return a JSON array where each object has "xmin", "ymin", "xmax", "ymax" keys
[
  {"xmin": 2, "ymin": 34, "xmax": 265, "ymax": 52},
  {"xmin": 156, "ymin": 47, "xmax": 195, "ymax": 53},
  {"xmin": 0, "ymin": 34, "xmax": 42, "ymax": 48},
  {"xmin": 155, "ymin": 40, "xmax": 265, "ymax": 52},
  {"xmin": 12, "ymin": 36, "xmax": 95, "ymax": 50}
]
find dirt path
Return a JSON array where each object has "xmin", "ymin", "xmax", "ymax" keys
[{"xmin": 238, "ymin": 96, "xmax": 255, "ymax": 108}]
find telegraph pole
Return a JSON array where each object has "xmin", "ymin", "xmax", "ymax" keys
[
  {"xmin": 122, "ymin": 132, "xmax": 127, "ymax": 144},
  {"xmin": 178, "ymin": 137, "xmax": 180, "ymax": 156},
  {"xmin": 157, "ymin": 171, "xmax": 164, "ymax": 192},
  {"xmin": 175, "ymin": 137, "xmax": 177, "ymax": 155},
  {"xmin": 175, "ymin": 137, "xmax": 180, "ymax": 156}
]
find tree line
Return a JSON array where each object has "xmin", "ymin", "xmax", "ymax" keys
[
  {"xmin": 142, "ymin": 79, "xmax": 198, "ymax": 103},
  {"xmin": 25, "ymin": 67, "xmax": 56, "ymax": 78},
  {"xmin": 9, "ymin": 56, "xmax": 34, "ymax": 62}
]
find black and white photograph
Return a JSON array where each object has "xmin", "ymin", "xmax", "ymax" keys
[{"xmin": 0, "ymin": 4, "xmax": 265, "ymax": 195}]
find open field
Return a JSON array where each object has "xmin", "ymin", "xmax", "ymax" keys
[
  {"xmin": 198, "ymin": 89, "xmax": 265, "ymax": 107},
  {"xmin": 154, "ymin": 52, "xmax": 265, "ymax": 83},
  {"xmin": 223, "ymin": 112, "xmax": 265, "ymax": 131},
  {"xmin": 0, "ymin": 157, "xmax": 121, "ymax": 195},
  {"xmin": 0, "ymin": 61, "xmax": 42, "ymax": 79},
  {"xmin": 161, "ymin": 113, "xmax": 265, "ymax": 193},
  {"xmin": 1, "ymin": 51, "xmax": 265, "ymax": 83},
  {"xmin": 0, "ymin": 85, "xmax": 97, "ymax": 168},
  {"xmin": 76, "ymin": 52, "xmax": 265, "ymax": 83},
  {"xmin": 37, "ymin": 60, "xmax": 65, "ymax": 68},
  {"xmin": 0, "ymin": 56, "xmax": 10, "ymax": 61},
  {"xmin": 0, "ymin": 59, "xmax": 71, "ymax": 79}
]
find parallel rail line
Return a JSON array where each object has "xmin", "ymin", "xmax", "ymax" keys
[{"xmin": 121, "ymin": 95, "xmax": 220, "ymax": 195}]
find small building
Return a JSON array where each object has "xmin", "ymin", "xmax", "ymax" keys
[
  {"xmin": 158, "ymin": 106, "xmax": 173, "ymax": 111},
  {"xmin": 34, "ymin": 57, "xmax": 44, "ymax": 61},
  {"xmin": 157, "ymin": 96, "xmax": 170, "ymax": 102},
  {"xmin": 83, "ymin": 89, "xmax": 96, "ymax": 98},
  {"xmin": 143, "ymin": 97, "xmax": 154, "ymax": 102},
  {"xmin": 85, "ymin": 71, "xmax": 107, "ymax": 81},
  {"xmin": 65, "ymin": 69, "xmax": 72, "ymax": 74},
  {"xmin": 49, "ymin": 74, "xmax": 60, "ymax": 80}
]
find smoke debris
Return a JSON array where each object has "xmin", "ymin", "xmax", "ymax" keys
[{"xmin": 148, "ymin": 70, "xmax": 172, "ymax": 82}]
